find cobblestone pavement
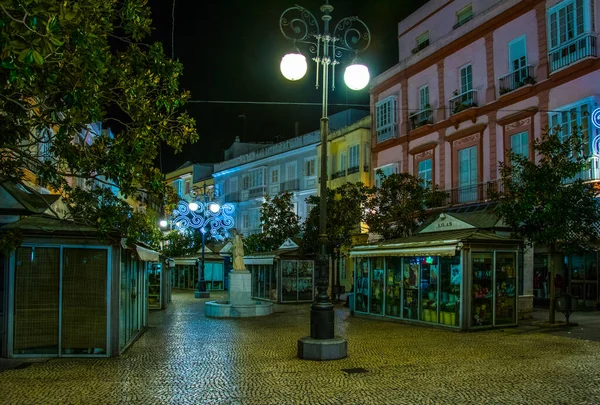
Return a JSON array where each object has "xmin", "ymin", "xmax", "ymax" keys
[{"xmin": 1, "ymin": 291, "xmax": 600, "ymax": 405}]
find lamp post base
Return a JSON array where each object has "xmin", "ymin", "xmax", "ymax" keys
[
  {"xmin": 297, "ymin": 336, "xmax": 347, "ymax": 361},
  {"xmin": 195, "ymin": 291, "xmax": 210, "ymax": 299}
]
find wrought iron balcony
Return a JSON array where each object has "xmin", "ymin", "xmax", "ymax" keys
[
  {"xmin": 498, "ymin": 65, "xmax": 535, "ymax": 95},
  {"xmin": 411, "ymin": 39, "xmax": 430, "ymax": 55},
  {"xmin": 431, "ymin": 179, "xmax": 504, "ymax": 208},
  {"xmin": 347, "ymin": 166, "xmax": 360, "ymax": 175},
  {"xmin": 331, "ymin": 170, "xmax": 346, "ymax": 180},
  {"xmin": 549, "ymin": 33, "xmax": 597, "ymax": 73},
  {"xmin": 449, "ymin": 90, "xmax": 477, "ymax": 116},
  {"xmin": 280, "ymin": 179, "xmax": 300, "ymax": 191},
  {"xmin": 409, "ymin": 108, "xmax": 434, "ymax": 130},
  {"xmin": 248, "ymin": 186, "xmax": 267, "ymax": 198},
  {"xmin": 572, "ymin": 156, "xmax": 600, "ymax": 182}
]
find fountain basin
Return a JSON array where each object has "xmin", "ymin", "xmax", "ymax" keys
[{"xmin": 205, "ymin": 300, "xmax": 274, "ymax": 318}]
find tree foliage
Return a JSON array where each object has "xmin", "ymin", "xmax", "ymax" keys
[
  {"xmin": 493, "ymin": 128, "xmax": 600, "ymax": 323},
  {"xmin": 161, "ymin": 229, "xmax": 203, "ymax": 258},
  {"xmin": 494, "ymin": 128, "xmax": 600, "ymax": 253},
  {"xmin": 364, "ymin": 171, "xmax": 448, "ymax": 240},
  {"xmin": 0, "ymin": 0, "xmax": 197, "ymax": 246},
  {"xmin": 302, "ymin": 182, "xmax": 369, "ymax": 254},
  {"xmin": 243, "ymin": 192, "xmax": 301, "ymax": 254}
]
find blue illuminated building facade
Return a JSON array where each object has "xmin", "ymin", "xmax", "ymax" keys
[{"xmin": 213, "ymin": 110, "xmax": 368, "ymax": 237}]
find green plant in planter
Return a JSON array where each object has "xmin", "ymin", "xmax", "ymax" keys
[
  {"xmin": 521, "ymin": 75, "xmax": 536, "ymax": 86},
  {"xmin": 499, "ymin": 87, "xmax": 512, "ymax": 95}
]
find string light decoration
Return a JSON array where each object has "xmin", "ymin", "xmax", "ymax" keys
[{"xmin": 172, "ymin": 200, "xmax": 235, "ymax": 239}]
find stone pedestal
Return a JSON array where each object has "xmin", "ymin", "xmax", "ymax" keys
[
  {"xmin": 297, "ymin": 336, "xmax": 347, "ymax": 361},
  {"xmin": 228, "ymin": 270, "xmax": 253, "ymax": 306}
]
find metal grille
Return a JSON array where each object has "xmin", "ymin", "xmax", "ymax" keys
[
  {"xmin": 61, "ymin": 248, "xmax": 107, "ymax": 354},
  {"xmin": 14, "ymin": 247, "xmax": 60, "ymax": 354}
]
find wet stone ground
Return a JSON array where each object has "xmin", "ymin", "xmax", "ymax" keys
[{"xmin": 1, "ymin": 290, "xmax": 600, "ymax": 404}]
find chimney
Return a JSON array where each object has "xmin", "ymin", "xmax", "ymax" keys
[{"xmin": 295, "ymin": 121, "xmax": 299, "ymax": 138}]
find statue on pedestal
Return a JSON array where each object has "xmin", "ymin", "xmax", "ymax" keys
[{"xmin": 231, "ymin": 228, "xmax": 246, "ymax": 271}]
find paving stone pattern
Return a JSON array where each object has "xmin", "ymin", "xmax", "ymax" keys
[{"xmin": 1, "ymin": 291, "xmax": 600, "ymax": 404}]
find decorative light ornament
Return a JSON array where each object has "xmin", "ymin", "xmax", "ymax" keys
[
  {"xmin": 280, "ymin": 52, "xmax": 307, "ymax": 81},
  {"xmin": 188, "ymin": 201, "xmax": 199, "ymax": 212},
  {"xmin": 344, "ymin": 63, "xmax": 370, "ymax": 90},
  {"xmin": 592, "ymin": 107, "xmax": 600, "ymax": 129},
  {"xmin": 159, "ymin": 219, "xmax": 168, "ymax": 228},
  {"xmin": 209, "ymin": 203, "xmax": 220, "ymax": 213}
]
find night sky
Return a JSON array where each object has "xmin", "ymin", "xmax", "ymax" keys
[{"xmin": 147, "ymin": 0, "xmax": 428, "ymax": 173}]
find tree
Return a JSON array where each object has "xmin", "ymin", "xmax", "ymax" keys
[
  {"xmin": 243, "ymin": 191, "xmax": 301, "ymax": 253},
  {"xmin": 161, "ymin": 229, "xmax": 204, "ymax": 258},
  {"xmin": 302, "ymin": 182, "xmax": 369, "ymax": 254},
  {"xmin": 0, "ymin": 0, "xmax": 197, "ymax": 248},
  {"xmin": 364, "ymin": 171, "xmax": 448, "ymax": 240},
  {"xmin": 493, "ymin": 128, "xmax": 600, "ymax": 323}
]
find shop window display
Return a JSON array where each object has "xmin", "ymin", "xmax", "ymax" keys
[
  {"xmin": 385, "ymin": 257, "xmax": 402, "ymax": 317},
  {"xmin": 439, "ymin": 256, "xmax": 461, "ymax": 327},
  {"xmin": 420, "ymin": 257, "xmax": 439, "ymax": 323},
  {"xmin": 472, "ymin": 253, "xmax": 493, "ymax": 327},
  {"xmin": 495, "ymin": 252, "xmax": 517, "ymax": 325},
  {"xmin": 370, "ymin": 257, "xmax": 384, "ymax": 315},
  {"xmin": 533, "ymin": 254, "xmax": 549, "ymax": 299},
  {"xmin": 403, "ymin": 258, "xmax": 419, "ymax": 320},
  {"xmin": 281, "ymin": 261, "xmax": 298, "ymax": 302},
  {"xmin": 297, "ymin": 261, "xmax": 314, "ymax": 301},
  {"xmin": 355, "ymin": 258, "xmax": 369, "ymax": 313}
]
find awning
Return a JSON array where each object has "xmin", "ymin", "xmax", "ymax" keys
[
  {"xmin": 244, "ymin": 256, "xmax": 275, "ymax": 265},
  {"xmin": 136, "ymin": 245, "xmax": 160, "ymax": 262},
  {"xmin": 350, "ymin": 237, "xmax": 464, "ymax": 258}
]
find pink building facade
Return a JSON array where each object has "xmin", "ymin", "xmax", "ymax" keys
[{"xmin": 370, "ymin": 0, "xmax": 600, "ymax": 320}]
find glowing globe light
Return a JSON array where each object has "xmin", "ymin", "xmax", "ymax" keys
[
  {"xmin": 344, "ymin": 63, "xmax": 370, "ymax": 90},
  {"xmin": 188, "ymin": 201, "xmax": 199, "ymax": 212},
  {"xmin": 159, "ymin": 219, "xmax": 168, "ymax": 228},
  {"xmin": 280, "ymin": 52, "xmax": 307, "ymax": 81},
  {"xmin": 209, "ymin": 203, "xmax": 220, "ymax": 213}
]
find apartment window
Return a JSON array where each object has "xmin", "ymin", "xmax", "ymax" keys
[
  {"xmin": 242, "ymin": 213, "xmax": 249, "ymax": 229},
  {"xmin": 454, "ymin": 4, "xmax": 473, "ymax": 29},
  {"xmin": 172, "ymin": 180, "xmax": 182, "ymax": 196},
  {"xmin": 458, "ymin": 146, "xmax": 478, "ymax": 203},
  {"xmin": 364, "ymin": 142, "xmax": 369, "ymax": 170},
  {"xmin": 412, "ymin": 31, "xmax": 430, "ymax": 54},
  {"xmin": 271, "ymin": 167, "xmax": 279, "ymax": 184},
  {"xmin": 184, "ymin": 180, "xmax": 190, "ymax": 195},
  {"xmin": 230, "ymin": 177, "xmax": 238, "ymax": 193},
  {"xmin": 549, "ymin": 100, "xmax": 595, "ymax": 156},
  {"xmin": 305, "ymin": 158, "xmax": 316, "ymax": 177},
  {"xmin": 340, "ymin": 152, "xmax": 347, "ymax": 171},
  {"xmin": 510, "ymin": 131, "xmax": 529, "ymax": 159},
  {"xmin": 419, "ymin": 85, "xmax": 430, "ymax": 111},
  {"xmin": 249, "ymin": 168, "xmax": 266, "ymax": 188},
  {"xmin": 249, "ymin": 208, "xmax": 261, "ymax": 230},
  {"xmin": 376, "ymin": 96, "xmax": 398, "ymax": 143},
  {"xmin": 549, "ymin": 0, "xmax": 586, "ymax": 50},
  {"xmin": 349, "ymin": 145, "xmax": 360, "ymax": 170},
  {"xmin": 374, "ymin": 163, "xmax": 399, "ymax": 188},
  {"xmin": 242, "ymin": 175, "xmax": 249, "ymax": 190},
  {"xmin": 286, "ymin": 162, "xmax": 297, "ymax": 180},
  {"xmin": 460, "ymin": 64, "xmax": 473, "ymax": 94},
  {"xmin": 38, "ymin": 129, "xmax": 51, "ymax": 161},
  {"xmin": 417, "ymin": 158, "xmax": 433, "ymax": 186}
]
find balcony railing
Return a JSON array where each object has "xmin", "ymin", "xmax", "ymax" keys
[
  {"xmin": 411, "ymin": 39, "xmax": 430, "ymax": 55},
  {"xmin": 331, "ymin": 170, "xmax": 346, "ymax": 180},
  {"xmin": 409, "ymin": 108, "xmax": 434, "ymax": 130},
  {"xmin": 549, "ymin": 33, "xmax": 597, "ymax": 73},
  {"xmin": 248, "ymin": 186, "xmax": 267, "ymax": 198},
  {"xmin": 449, "ymin": 90, "xmax": 477, "ymax": 116},
  {"xmin": 498, "ymin": 65, "xmax": 535, "ymax": 95},
  {"xmin": 280, "ymin": 179, "xmax": 299, "ymax": 191},
  {"xmin": 452, "ymin": 14, "xmax": 473, "ymax": 30},
  {"xmin": 431, "ymin": 179, "xmax": 504, "ymax": 208},
  {"xmin": 573, "ymin": 156, "xmax": 600, "ymax": 182},
  {"xmin": 347, "ymin": 166, "xmax": 360, "ymax": 175}
]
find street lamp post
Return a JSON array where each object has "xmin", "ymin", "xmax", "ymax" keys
[{"xmin": 279, "ymin": 0, "xmax": 371, "ymax": 360}]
